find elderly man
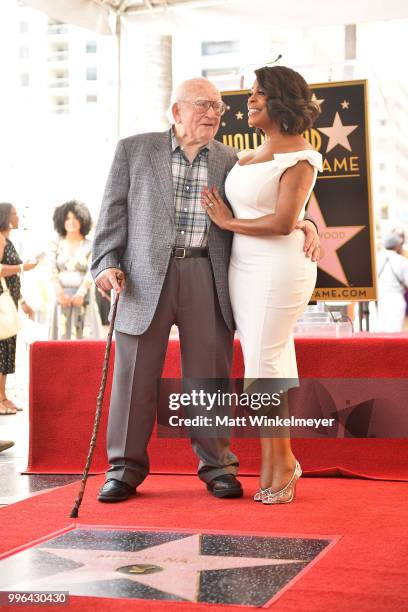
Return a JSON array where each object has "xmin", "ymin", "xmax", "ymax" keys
[{"xmin": 92, "ymin": 78, "xmax": 319, "ymax": 502}]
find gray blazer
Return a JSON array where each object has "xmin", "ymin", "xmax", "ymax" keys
[{"xmin": 91, "ymin": 130, "xmax": 237, "ymax": 335}]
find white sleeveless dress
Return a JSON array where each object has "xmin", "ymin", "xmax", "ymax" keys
[{"xmin": 226, "ymin": 150, "xmax": 322, "ymax": 380}]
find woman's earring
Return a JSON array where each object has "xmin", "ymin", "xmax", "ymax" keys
[{"xmin": 282, "ymin": 122, "xmax": 288, "ymax": 132}]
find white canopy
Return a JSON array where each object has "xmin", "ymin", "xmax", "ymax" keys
[
  {"xmin": 23, "ymin": 0, "xmax": 112, "ymax": 34},
  {"xmin": 22, "ymin": 0, "xmax": 408, "ymax": 35}
]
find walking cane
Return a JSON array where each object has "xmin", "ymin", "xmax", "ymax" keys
[{"xmin": 70, "ymin": 290, "xmax": 120, "ymax": 518}]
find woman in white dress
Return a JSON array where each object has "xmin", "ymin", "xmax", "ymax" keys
[{"xmin": 202, "ymin": 66, "xmax": 322, "ymax": 505}]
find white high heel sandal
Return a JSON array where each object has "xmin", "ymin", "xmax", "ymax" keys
[{"xmin": 261, "ymin": 461, "xmax": 302, "ymax": 505}]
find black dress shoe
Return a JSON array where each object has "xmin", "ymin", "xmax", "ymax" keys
[
  {"xmin": 97, "ymin": 479, "xmax": 135, "ymax": 503},
  {"xmin": 206, "ymin": 474, "xmax": 243, "ymax": 498}
]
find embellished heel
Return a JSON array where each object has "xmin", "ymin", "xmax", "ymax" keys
[
  {"xmin": 253, "ymin": 487, "xmax": 271, "ymax": 502},
  {"xmin": 262, "ymin": 461, "xmax": 302, "ymax": 505}
]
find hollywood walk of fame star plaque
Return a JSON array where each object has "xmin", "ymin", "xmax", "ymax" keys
[
  {"xmin": 0, "ymin": 526, "xmax": 338, "ymax": 606},
  {"xmin": 217, "ymin": 79, "xmax": 376, "ymax": 301}
]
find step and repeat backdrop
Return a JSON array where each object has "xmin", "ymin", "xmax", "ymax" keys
[{"xmin": 216, "ymin": 80, "xmax": 377, "ymax": 301}]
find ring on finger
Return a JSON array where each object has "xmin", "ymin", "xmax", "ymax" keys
[{"xmin": 208, "ymin": 202, "xmax": 214, "ymax": 208}]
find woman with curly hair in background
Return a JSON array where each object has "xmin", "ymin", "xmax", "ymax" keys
[{"xmin": 49, "ymin": 200, "xmax": 102, "ymax": 340}]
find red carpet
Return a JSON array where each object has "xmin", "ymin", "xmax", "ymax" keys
[
  {"xmin": 1, "ymin": 475, "xmax": 407, "ymax": 611},
  {"xmin": 26, "ymin": 336, "xmax": 408, "ymax": 479}
]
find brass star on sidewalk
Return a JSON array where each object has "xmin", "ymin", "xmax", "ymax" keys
[{"xmin": 319, "ymin": 112, "xmax": 358, "ymax": 153}]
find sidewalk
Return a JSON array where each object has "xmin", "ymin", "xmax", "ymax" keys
[
  {"xmin": 0, "ymin": 337, "xmax": 81, "ymax": 507},
  {"xmin": 0, "ymin": 325, "xmax": 180, "ymax": 507}
]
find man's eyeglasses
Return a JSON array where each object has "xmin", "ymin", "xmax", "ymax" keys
[{"xmin": 180, "ymin": 98, "xmax": 227, "ymax": 116}]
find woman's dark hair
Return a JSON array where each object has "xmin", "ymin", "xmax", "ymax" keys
[
  {"xmin": 53, "ymin": 200, "xmax": 92, "ymax": 237},
  {"xmin": 0, "ymin": 203, "xmax": 13, "ymax": 232},
  {"xmin": 254, "ymin": 66, "xmax": 320, "ymax": 135}
]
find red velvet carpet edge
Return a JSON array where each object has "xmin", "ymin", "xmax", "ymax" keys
[
  {"xmin": 26, "ymin": 338, "xmax": 408, "ymax": 479},
  {"xmin": 1, "ymin": 475, "xmax": 407, "ymax": 611}
]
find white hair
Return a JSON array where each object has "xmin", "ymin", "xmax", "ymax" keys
[{"xmin": 167, "ymin": 77, "xmax": 221, "ymax": 123}]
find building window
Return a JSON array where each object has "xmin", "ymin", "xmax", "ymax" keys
[
  {"xmin": 47, "ymin": 42, "xmax": 69, "ymax": 62},
  {"xmin": 20, "ymin": 73, "xmax": 29, "ymax": 86},
  {"xmin": 379, "ymin": 163, "xmax": 386, "ymax": 171},
  {"xmin": 51, "ymin": 95, "xmax": 69, "ymax": 114},
  {"xmin": 49, "ymin": 67, "xmax": 69, "ymax": 88},
  {"xmin": 201, "ymin": 41, "xmax": 239, "ymax": 56},
  {"xmin": 19, "ymin": 46, "xmax": 29, "ymax": 60},
  {"xmin": 86, "ymin": 67, "xmax": 97, "ymax": 80},
  {"xmin": 47, "ymin": 19, "xmax": 68, "ymax": 35},
  {"xmin": 202, "ymin": 68, "xmax": 239, "ymax": 90},
  {"xmin": 20, "ymin": 21, "xmax": 29, "ymax": 34},
  {"xmin": 202, "ymin": 68, "xmax": 239, "ymax": 77},
  {"xmin": 86, "ymin": 95, "xmax": 97, "ymax": 103},
  {"xmin": 86, "ymin": 41, "xmax": 97, "ymax": 53}
]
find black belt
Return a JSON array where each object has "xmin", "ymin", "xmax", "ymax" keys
[{"xmin": 171, "ymin": 247, "xmax": 209, "ymax": 259}]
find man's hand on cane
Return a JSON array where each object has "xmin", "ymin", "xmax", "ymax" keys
[
  {"xmin": 70, "ymin": 271, "xmax": 121, "ymax": 518},
  {"xmin": 95, "ymin": 268, "xmax": 125, "ymax": 294}
]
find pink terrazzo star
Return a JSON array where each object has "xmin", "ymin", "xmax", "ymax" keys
[
  {"xmin": 308, "ymin": 193, "xmax": 365, "ymax": 286},
  {"xmin": 11, "ymin": 534, "xmax": 303, "ymax": 602}
]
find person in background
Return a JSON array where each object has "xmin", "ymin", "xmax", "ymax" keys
[
  {"xmin": 49, "ymin": 200, "xmax": 102, "ymax": 340},
  {"xmin": 391, "ymin": 227, "xmax": 407, "ymax": 256},
  {"xmin": 391, "ymin": 226, "xmax": 408, "ymax": 318},
  {"xmin": 377, "ymin": 232, "xmax": 408, "ymax": 332},
  {"xmin": 0, "ymin": 203, "xmax": 37, "ymax": 414}
]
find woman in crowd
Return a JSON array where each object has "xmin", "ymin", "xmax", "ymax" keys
[
  {"xmin": 0, "ymin": 203, "xmax": 37, "ymax": 414},
  {"xmin": 377, "ymin": 232, "xmax": 408, "ymax": 332},
  {"xmin": 50, "ymin": 200, "xmax": 101, "ymax": 340},
  {"xmin": 49, "ymin": 200, "xmax": 102, "ymax": 340},
  {"xmin": 202, "ymin": 66, "xmax": 321, "ymax": 504}
]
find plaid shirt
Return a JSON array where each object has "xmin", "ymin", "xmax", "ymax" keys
[{"xmin": 170, "ymin": 129, "xmax": 209, "ymax": 248}]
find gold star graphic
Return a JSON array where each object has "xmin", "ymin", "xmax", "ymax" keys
[
  {"xmin": 341, "ymin": 100, "xmax": 350, "ymax": 109},
  {"xmin": 222, "ymin": 121, "xmax": 226, "ymax": 127},
  {"xmin": 311, "ymin": 92, "xmax": 325, "ymax": 109},
  {"xmin": 235, "ymin": 111, "xmax": 244, "ymax": 120},
  {"xmin": 319, "ymin": 112, "xmax": 358, "ymax": 153}
]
